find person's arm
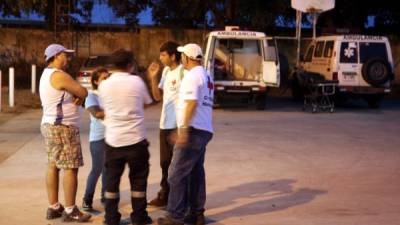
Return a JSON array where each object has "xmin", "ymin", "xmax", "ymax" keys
[
  {"xmin": 176, "ymin": 73, "xmax": 200, "ymax": 148},
  {"xmin": 141, "ymin": 77, "xmax": 154, "ymax": 108},
  {"xmin": 86, "ymin": 106, "xmax": 105, "ymax": 119},
  {"xmin": 176, "ymin": 99, "xmax": 197, "ymax": 148},
  {"xmin": 146, "ymin": 62, "xmax": 163, "ymax": 101},
  {"xmin": 180, "ymin": 100, "xmax": 197, "ymax": 128},
  {"xmin": 51, "ymin": 71, "xmax": 88, "ymax": 105}
]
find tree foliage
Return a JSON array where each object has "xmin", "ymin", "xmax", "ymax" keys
[
  {"xmin": 150, "ymin": 0, "xmax": 400, "ymax": 33},
  {"xmin": 1, "ymin": 0, "xmax": 399, "ymax": 33},
  {"xmin": 0, "ymin": 0, "xmax": 45, "ymax": 18},
  {"xmin": 149, "ymin": 0, "xmax": 294, "ymax": 30},
  {"xmin": 318, "ymin": 0, "xmax": 400, "ymax": 32},
  {"xmin": 0, "ymin": 0, "xmax": 95, "ymax": 28},
  {"xmin": 149, "ymin": 0, "xmax": 215, "ymax": 28},
  {"xmin": 106, "ymin": 0, "xmax": 151, "ymax": 26}
]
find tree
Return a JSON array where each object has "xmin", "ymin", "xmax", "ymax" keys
[
  {"xmin": 0, "ymin": 0, "xmax": 46, "ymax": 18},
  {"xmin": 150, "ymin": 0, "xmax": 214, "ymax": 28},
  {"xmin": 317, "ymin": 0, "xmax": 400, "ymax": 33},
  {"xmin": 221, "ymin": 0, "xmax": 294, "ymax": 31},
  {"xmin": 106, "ymin": 0, "xmax": 151, "ymax": 26},
  {"xmin": 1, "ymin": 0, "xmax": 399, "ymax": 33},
  {"xmin": 150, "ymin": 0, "xmax": 294, "ymax": 31},
  {"xmin": 0, "ymin": 0, "xmax": 95, "ymax": 29}
]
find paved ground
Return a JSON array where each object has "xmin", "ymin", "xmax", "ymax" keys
[{"xmin": 0, "ymin": 97, "xmax": 400, "ymax": 225}]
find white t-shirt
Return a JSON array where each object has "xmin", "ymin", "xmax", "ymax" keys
[
  {"xmin": 40, "ymin": 68, "xmax": 83, "ymax": 127},
  {"xmin": 98, "ymin": 72, "xmax": 153, "ymax": 147},
  {"xmin": 177, "ymin": 66, "xmax": 214, "ymax": 133},
  {"xmin": 85, "ymin": 90, "xmax": 105, "ymax": 142},
  {"xmin": 158, "ymin": 65, "xmax": 186, "ymax": 129}
]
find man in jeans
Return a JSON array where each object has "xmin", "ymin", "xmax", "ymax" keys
[
  {"xmin": 98, "ymin": 49, "xmax": 153, "ymax": 225},
  {"xmin": 158, "ymin": 43, "xmax": 214, "ymax": 225},
  {"xmin": 147, "ymin": 41, "xmax": 186, "ymax": 207}
]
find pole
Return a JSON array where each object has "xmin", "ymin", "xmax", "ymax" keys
[
  {"xmin": 296, "ymin": 10, "xmax": 302, "ymax": 68},
  {"xmin": 54, "ymin": 0, "xmax": 57, "ymax": 41},
  {"xmin": 0, "ymin": 70, "xmax": 2, "ymax": 112},
  {"xmin": 31, "ymin": 64, "xmax": 36, "ymax": 94},
  {"xmin": 9, "ymin": 67, "xmax": 14, "ymax": 107},
  {"xmin": 313, "ymin": 12, "xmax": 319, "ymax": 39}
]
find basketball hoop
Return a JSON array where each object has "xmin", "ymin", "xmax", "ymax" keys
[
  {"xmin": 306, "ymin": 7, "xmax": 323, "ymax": 14},
  {"xmin": 291, "ymin": 0, "xmax": 335, "ymax": 13}
]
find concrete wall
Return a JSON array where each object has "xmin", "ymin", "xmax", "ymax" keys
[
  {"xmin": 0, "ymin": 27, "xmax": 208, "ymax": 68},
  {"xmin": 0, "ymin": 27, "xmax": 399, "ymax": 85}
]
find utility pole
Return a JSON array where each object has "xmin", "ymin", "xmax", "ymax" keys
[{"xmin": 54, "ymin": 0, "xmax": 73, "ymax": 48}]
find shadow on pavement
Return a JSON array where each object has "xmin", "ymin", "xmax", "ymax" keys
[{"xmin": 205, "ymin": 179, "xmax": 326, "ymax": 224}]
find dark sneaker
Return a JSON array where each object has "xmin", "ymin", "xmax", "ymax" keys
[
  {"xmin": 195, "ymin": 214, "xmax": 205, "ymax": 225},
  {"xmin": 132, "ymin": 215, "xmax": 153, "ymax": 225},
  {"xmin": 102, "ymin": 219, "xmax": 121, "ymax": 225},
  {"xmin": 102, "ymin": 220, "xmax": 118, "ymax": 225},
  {"xmin": 184, "ymin": 214, "xmax": 205, "ymax": 225},
  {"xmin": 82, "ymin": 199, "xmax": 93, "ymax": 211},
  {"xmin": 46, "ymin": 204, "xmax": 65, "ymax": 220},
  {"xmin": 148, "ymin": 195, "xmax": 167, "ymax": 207},
  {"xmin": 62, "ymin": 206, "xmax": 91, "ymax": 222},
  {"xmin": 157, "ymin": 216, "xmax": 183, "ymax": 225}
]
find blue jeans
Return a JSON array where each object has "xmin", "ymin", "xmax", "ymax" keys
[
  {"xmin": 167, "ymin": 128, "xmax": 213, "ymax": 222},
  {"xmin": 83, "ymin": 139, "xmax": 106, "ymax": 203}
]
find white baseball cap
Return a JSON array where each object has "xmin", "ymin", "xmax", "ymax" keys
[
  {"xmin": 44, "ymin": 44, "xmax": 75, "ymax": 61},
  {"xmin": 177, "ymin": 43, "xmax": 203, "ymax": 61}
]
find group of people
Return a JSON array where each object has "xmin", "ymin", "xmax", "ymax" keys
[{"xmin": 39, "ymin": 41, "xmax": 214, "ymax": 225}]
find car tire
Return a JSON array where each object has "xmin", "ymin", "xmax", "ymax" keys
[
  {"xmin": 364, "ymin": 94, "xmax": 384, "ymax": 109},
  {"xmin": 361, "ymin": 58, "xmax": 391, "ymax": 87},
  {"xmin": 279, "ymin": 53, "xmax": 290, "ymax": 87},
  {"xmin": 333, "ymin": 93, "xmax": 347, "ymax": 106},
  {"xmin": 256, "ymin": 92, "xmax": 267, "ymax": 110},
  {"xmin": 291, "ymin": 75, "xmax": 304, "ymax": 101}
]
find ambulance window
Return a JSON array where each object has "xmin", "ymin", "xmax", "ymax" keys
[
  {"xmin": 213, "ymin": 38, "xmax": 263, "ymax": 80},
  {"xmin": 340, "ymin": 42, "xmax": 358, "ymax": 63},
  {"xmin": 359, "ymin": 42, "xmax": 388, "ymax": 63},
  {"xmin": 304, "ymin": 45, "xmax": 314, "ymax": 62},
  {"xmin": 264, "ymin": 39, "xmax": 277, "ymax": 61},
  {"xmin": 323, "ymin": 41, "xmax": 334, "ymax": 58},
  {"xmin": 314, "ymin": 41, "xmax": 325, "ymax": 57}
]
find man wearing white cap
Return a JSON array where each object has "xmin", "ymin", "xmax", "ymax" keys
[
  {"xmin": 158, "ymin": 43, "xmax": 214, "ymax": 225},
  {"xmin": 39, "ymin": 44, "xmax": 91, "ymax": 222}
]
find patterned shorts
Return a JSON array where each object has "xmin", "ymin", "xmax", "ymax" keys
[{"xmin": 41, "ymin": 123, "xmax": 84, "ymax": 169}]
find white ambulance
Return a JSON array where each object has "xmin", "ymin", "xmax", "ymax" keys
[
  {"xmin": 203, "ymin": 28, "xmax": 281, "ymax": 109},
  {"xmin": 292, "ymin": 35, "xmax": 394, "ymax": 108}
]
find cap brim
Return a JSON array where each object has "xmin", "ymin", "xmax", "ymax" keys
[
  {"xmin": 64, "ymin": 49, "xmax": 75, "ymax": 53},
  {"xmin": 177, "ymin": 46, "xmax": 185, "ymax": 53},
  {"xmin": 191, "ymin": 56, "xmax": 203, "ymax": 61}
]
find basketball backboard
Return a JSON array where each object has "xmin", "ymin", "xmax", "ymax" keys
[{"xmin": 291, "ymin": 0, "xmax": 335, "ymax": 13}]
